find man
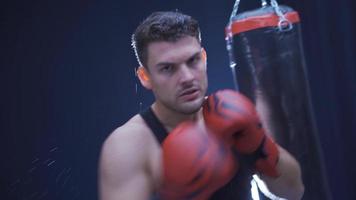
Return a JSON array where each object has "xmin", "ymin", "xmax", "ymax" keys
[{"xmin": 98, "ymin": 11, "xmax": 304, "ymax": 200}]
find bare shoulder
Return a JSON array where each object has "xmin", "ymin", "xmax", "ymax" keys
[
  {"xmin": 105, "ymin": 115, "xmax": 151, "ymax": 148},
  {"xmin": 99, "ymin": 114, "xmax": 154, "ymax": 181},
  {"xmin": 99, "ymin": 115, "xmax": 160, "ymax": 199},
  {"xmin": 100, "ymin": 114, "xmax": 152, "ymax": 163}
]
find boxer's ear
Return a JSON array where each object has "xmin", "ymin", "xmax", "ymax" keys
[
  {"xmin": 201, "ymin": 48, "xmax": 207, "ymax": 63},
  {"xmin": 137, "ymin": 66, "xmax": 152, "ymax": 90}
]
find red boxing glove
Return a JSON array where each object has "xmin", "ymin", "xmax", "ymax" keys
[
  {"xmin": 203, "ymin": 89, "xmax": 280, "ymax": 178},
  {"xmin": 161, "ymin": 121, "xmax": 237, "ymax": 200}
]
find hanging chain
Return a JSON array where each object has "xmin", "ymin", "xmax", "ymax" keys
[
  {"xmin": 229, "ymin": 0, "xmax": 241, "ymax": 23},
  {"xmin": 226, "ymin": 0, "xmax": 241, "ymax": 90},
  {"xmin": 261, "ymin": 0, "xmax": 268, "ymax": 7},
  {"xmin": 270, "ymin": 0, "xmax": 293, "ymax": 31}
]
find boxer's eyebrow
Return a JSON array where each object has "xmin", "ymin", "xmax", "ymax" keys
[
  {"xmin": 156, "ymin": 62, "xmax": 176, "ymax": 68},
  {"xmin": 155, "ymin": 51, "xmax": 201, "ymax": 68}
]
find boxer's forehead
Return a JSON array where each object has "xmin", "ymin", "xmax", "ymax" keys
[{"xmin": 146, "ymin": 36, "xmax": 201, "ymax": 70}]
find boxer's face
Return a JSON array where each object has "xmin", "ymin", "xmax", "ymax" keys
[{"xmin": 145, "ymin": 36, "xmax": 208, "ymax": 114}]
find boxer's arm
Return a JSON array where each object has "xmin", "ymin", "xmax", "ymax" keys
[
  {"xmin": 203, "ymin": 90, "xmax": 304, "ymax": 199},
  {"xmin": 259, "ymin": 145, "xmax": 304, "ymax": 200},
  {"xmin": 98, "ymin": 127, "xmax": 152, "ymax": 200}
]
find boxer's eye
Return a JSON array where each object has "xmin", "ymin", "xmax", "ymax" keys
[
  {"xmin": 160, "ymin": 65, "xmax": 174, "ymax": 73},
  {"xmin": 187, "ymin": 55, "xmax": 201, "ymax": 67}
]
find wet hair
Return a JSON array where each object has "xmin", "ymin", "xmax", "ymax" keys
[{"xmin": 131, "ymin": 11, "xmax": 201, "ymax": 68}]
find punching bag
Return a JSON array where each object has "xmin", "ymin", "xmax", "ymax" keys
[{"xmin": 225, "ymin": 1, "xmax": 332, "ymax": 199}]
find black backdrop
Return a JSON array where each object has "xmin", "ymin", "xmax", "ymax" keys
[{"xmin": 1, "ymin": 0, "xmax": 355, "ymax": 199}]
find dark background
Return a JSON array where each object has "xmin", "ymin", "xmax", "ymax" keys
[{"xmin": 1, "ymin": 0, "xmax": 355, "ymax": 199}]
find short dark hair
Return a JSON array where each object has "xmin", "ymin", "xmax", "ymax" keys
[{"xmin": 131, "ymin": 11, "xmax": 201, "ymax": 68}]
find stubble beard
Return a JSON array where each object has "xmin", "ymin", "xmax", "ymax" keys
[{"xmin": 171, "ymin": 95, "xmax": 205, "ymax": 115}]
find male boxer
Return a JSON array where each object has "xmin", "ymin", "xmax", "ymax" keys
[{"xmin": 98, "ymin": 11, "xmax": 304, "ymax": 200}]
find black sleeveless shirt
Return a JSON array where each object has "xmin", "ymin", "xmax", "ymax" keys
[{"xmin": 140, "ymin": 107, "xmax": 256, "ymax": 200}]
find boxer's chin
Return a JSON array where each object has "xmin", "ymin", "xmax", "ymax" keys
[{"xmin": 178, "ymin": 95, "xmax": 205, "ymax": 114}]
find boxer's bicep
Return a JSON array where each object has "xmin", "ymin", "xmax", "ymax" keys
[
  {"xmin": 99, "ymin": 170, "xmax": 151, "ymax": 200},
  {"xmin": 98, "ymin": 128, "xmax": 152, "ymax": 200}
]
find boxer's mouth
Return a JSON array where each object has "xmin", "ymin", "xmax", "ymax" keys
[
  {"xmin": 179, "ymin": 88, "xmax": 200, "ymax": 101},
  {"xmin": 180, "ymin": 88, "xmax": 198, "ymax": 96}
]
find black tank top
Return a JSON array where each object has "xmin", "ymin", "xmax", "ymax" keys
[{"xmin": 140, "ymin": 107, "xmax": 257, "ymax": 200}]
